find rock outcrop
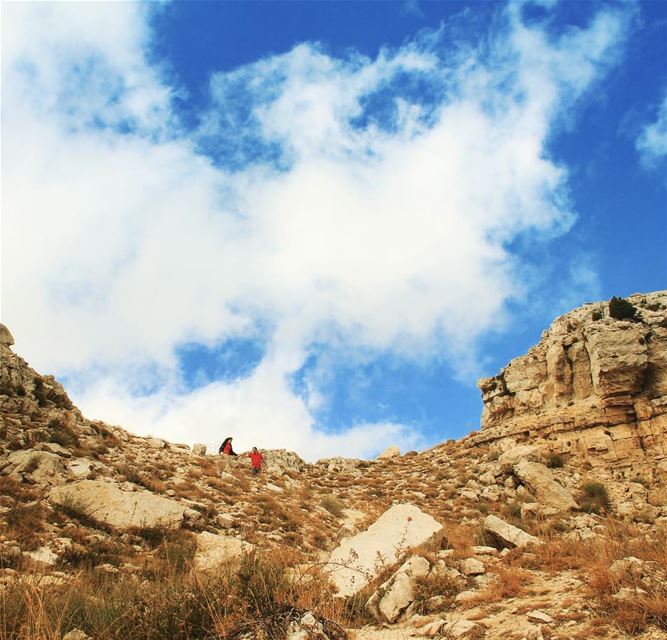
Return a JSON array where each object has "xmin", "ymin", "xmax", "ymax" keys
[
  {"xmin": 472, "ymin": 292, "xmax": 667, "ymax": 479},
  {"xmin": 325, "ymin": 504, "xmax": 443, "ymax": 597},
  {"xmin": 49, "ymin": 480, "xmax": 190, "ymax": 529}
]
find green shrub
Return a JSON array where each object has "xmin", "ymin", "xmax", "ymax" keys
[
  {"xmin": 609, "ymin": 297, "xmax": 637, "ymax": 320},
  {"xmin": 579, "ymin": 481, "xmax": 611, "ymax": 514}
]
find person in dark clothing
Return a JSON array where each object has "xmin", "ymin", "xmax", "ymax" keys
[{"xmin": 219, "ymin": 437, "xmax": 237, "ymax": 456}]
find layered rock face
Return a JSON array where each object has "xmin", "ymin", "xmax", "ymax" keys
[{"xmin": 472, "ymin": 292, "xmax": 667, "ymax": 478}]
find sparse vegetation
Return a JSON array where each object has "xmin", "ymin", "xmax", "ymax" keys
[
  {"xmin": 609, "ymin": 296, "xmax": 638, "ymax": 321},
  {"xmin": 321, "ymin": 495, "xmax": 345, "ymax": 518},
  {"xmin": 579, "ymin": 481, "xmax": 611, "ymax": 515},
  {"xmin": 545, "ymin": 452, "xmax": 565, "ymax": 468}
]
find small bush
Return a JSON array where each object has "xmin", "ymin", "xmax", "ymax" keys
[
  {"xmin": 609, "ymin": 297, "xmax": 637, "ymax": 321},
  {"xmin": 546, "ymin": 453, "xmax": 565, "ymax": 468},
  {"xmin": 48, "ymin": 417, "xmax": 80, "ymax": 448},
  {"xmin": 321, "ymin": 496, "xmax": 345, "ymax": 518},
  {"xmin": 579, "ymin": 482, "xmax": 611, "ymax": 515}
]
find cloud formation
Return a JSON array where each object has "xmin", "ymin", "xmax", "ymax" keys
[
  {"xmin": 637, "ymin": 91, "xmax": 667, "ymax": 166},
  {"xmin": 2, "ymin": 2, "xmax": 632, "ymax": 458}
]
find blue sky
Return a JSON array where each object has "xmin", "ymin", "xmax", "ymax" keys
[{"xmin": 2, "ymin": 1, "xmax": 666, "ymax": 459}]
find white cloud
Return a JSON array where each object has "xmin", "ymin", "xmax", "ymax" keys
[
  {"xmin": 637, "ymin": 91, "xmax": 667, "ymax": 166},
  {"xmin": 2, "ymin": 2, "xmax": 631, "ymax": 458}
]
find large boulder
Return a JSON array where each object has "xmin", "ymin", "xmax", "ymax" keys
[
  {"xmin": 0, "ymin": 450, "xmax": 67, "ymax": 486},
  {"xmin": 261, "ymin": 449, "xmax": 306, "ymax": 475},
  {"xmin": 49, "ymin": 480, "xmax": 188, "ymax": 529},
  {"xmin": 512, "ymin": 459, "xmax": 577, "ymax": 511},
  {"xmin": 484, "ymin": 515, "xmax": 540, "ymax": 549},
  {"xmin": 325, "ymin": 503, "xmax": 443, "ymax": 597},
  {"xmin": 194, "ymin": 531, "xmax": 253, "ymax": 571}
]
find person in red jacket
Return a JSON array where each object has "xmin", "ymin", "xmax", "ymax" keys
[{"xmin": 248, "ymin": 447, "xmax": 264, "ymax": 474}]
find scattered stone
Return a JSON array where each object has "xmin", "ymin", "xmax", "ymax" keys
[
  {"xmin": 442, "ymin": 619, "xmax": 482, "ymax": 638},
  {"xmin": 192, "ymin": 443, "xmax": 207, "ymax": 456},
  {"xmin": 62, "ymin": 630, "xmax": 93, "ymax": 640},
  {"xmin": 24, "ymin": 546, "xmax": 58, "ymax": 565},
  {"xmin": 459, "ymin": 558, "xmax": 485, "ymax": 576},
  {"xmin": 484, "ymin": 514, "xmax": 540, "ymax": 548},
  {"xmin": 146, "ymin": 437, "xmax": 167, "ymax": 449},
  {"xmin": 526, "ymin": 610, "xmax": 553, "ymax": 624}
]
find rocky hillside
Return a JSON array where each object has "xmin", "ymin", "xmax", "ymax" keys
[{"xmin": 1, "ymin": 292, "xmax": 666, "ymax": 640}]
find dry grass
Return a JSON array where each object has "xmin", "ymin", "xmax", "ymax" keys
[
  {"xmin": 522, "ymin": 520, "xmax": 667, "ymax": 635},
  {"xmin": 0, "ymin": 548, "xmax": 349, "ymax": 640},
  {"xmin": 5, "ymin": 503, "xmax": 46, "ymax": 551}
]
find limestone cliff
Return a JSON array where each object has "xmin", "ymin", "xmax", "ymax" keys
[{"xmin": 471, "ymin": 291, "xmax": 667, "ymax": 478}]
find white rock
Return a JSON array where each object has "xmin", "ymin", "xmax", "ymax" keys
[
  {"xmin": 62, "ymin": 630, "xmax": 92, "ymax": 640},
  {"xmin": 367, "ymin": 555, "xmax": 431, "ymax": 623},
  {"xmin": 191, "ymin": 443, "xmax": 207, "ymax": 456},
  {"xmin": 460, "ymin": 558, "xmax": 485, "ymax": 576},
  {"xmin": 527, "ymin": 610, "xmax": 554, "ymax": 624},
  {"xmin": 484, "ymin": 514, "xmax": 540, "ymax": 548},
  {"xmin": 1, "ymin": 450, "xmax": 67, "ymax": 486},
  {"xmin": 194, "ymin": 531, "xmax": 253, "ymax": 571},
  {"xmin": 215, "ymin": 513, "xmax": 235, "ymax": 528},
  {"xmin": 36, "ymin": 442, "xmax": 72, "ymax": 457},
  {"xmin": 378, "ymin": 445, "xmax": 401, "ymax": 459},
  {"xmin": 326, "ymin": 503, "xmax": 443, "ymax": 597},
  {"xmin": 443, "ymin": 619, "xmax": 482, "ymax": 638},
  {"xmin": 24, "ymin": 546, "xmax": 58, "ymax": 565},
  {"xmin": 68, "ymin": 459, "xmax": 94, "ymax": 478},
  {"xmin": 513, "ymin": 459, "xmax": 577, "ymax": 511},
  {"xmin": 471, "ymin": 546, "xmax": 498, "ymax": 556},
  {"xmin": 146, "ymin": 438, "xmax": 167, "ymax": 449},
  {"xmin": 49, "ymin": 479, "xmax": 188, "ymax": 529},
  {"xmin": 498, "ymin": 445, "xmax": 541, "ymax": 471}
]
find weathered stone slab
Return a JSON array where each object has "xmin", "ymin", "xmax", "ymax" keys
[
  {"xmin": 49, "ymin": 480, "xmax": 188, "ymax": 529},
  {"xmin": 1, "ymin": 450, "xmax": 67, "ymax": 486},
  {"xmin": 484, "ymin": 515, "xmax": 540, "ymax": 549},
  {"xmin": 513, "ymin": 459, "xmax": 577, "ymax": 511},
  {"xmin": 367, "ymin": 555, "xmax": 430, "ymax": 623},
  {"xmin": 325, "ymin": 504, "xmax": 443, "ymax": 597}
]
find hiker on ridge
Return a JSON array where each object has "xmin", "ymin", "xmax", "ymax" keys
[
  {"xmin": 248, "ymin": 447, "xmax": 264, "ymax": 474},
  {"xmin": 219, "ymin": 437, "xmax": 237, "ymax": 456}
]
